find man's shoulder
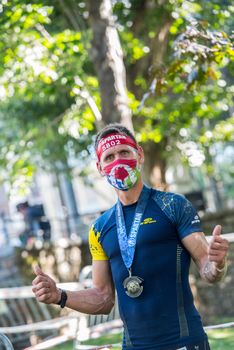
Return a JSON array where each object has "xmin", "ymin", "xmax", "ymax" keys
[
  {"xmin": 150, "ymin": 188, "xmax": 190, "ymax": 224},
  {"xmin": 151, "ymin": 188, "xmax": 185, "ymax": 203},
  {"xmin": 151, "ymin": 188, "xmax": 200, "ymax": 233},
  {"xmin": 93, "ymin": 205, "xmax": 116, "ymax": 232}
]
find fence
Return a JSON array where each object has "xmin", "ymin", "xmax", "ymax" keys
[
  {"xmin": 0, "ymin": 221, "xmax": 234, "ymax": 350},
  {"xmin": 0, "ymin": 282, "xmax": 121, "ymax": 350},
  {"xmin": 0, "ymin": 283, "xmax": 82, "ymax": 350},
  {"xmin": 0, "ymin": 212, "xmax": 99, "ymax": 247}
]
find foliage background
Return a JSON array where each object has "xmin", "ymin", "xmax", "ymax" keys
[{"xmin": 0, "ymin": 0, "xmax": 233, "ymax": 200}]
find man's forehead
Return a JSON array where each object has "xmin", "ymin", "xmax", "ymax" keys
[
  {"xmin": 100, "ymin": 144, "xmax": 136, "ymax": 160},
  {"xmin": 96, "ymin": 133, "xmax": 138, "ymax": 160}
]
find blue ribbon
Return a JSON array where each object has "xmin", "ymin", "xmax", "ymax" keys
[{"xmin": 115, "ymin": 185, "xmax": 151, "ymax": 270}]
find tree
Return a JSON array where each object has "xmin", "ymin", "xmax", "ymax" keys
[
  {"xmin": 0, "ymin": 0, "xmax": 233, "ymax": 199},
  {"xmin": 87, "ymin": 0, "xmax": 133, "ymax": 130},
  {"xmin": 0, "ymin": 1, "xmax": 95, "ymax": 191},
  {"xmin": 113, "ymin": 0, "xmax": 233, "ymax": 189}
]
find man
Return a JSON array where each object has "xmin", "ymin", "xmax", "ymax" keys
[
  {"xmin": 32, "ymin": 123, "xmax": 229, "ymax": 350},
  {"xmin": 17, "ymin": 202, "xmax": 51, "ymax": 243}
]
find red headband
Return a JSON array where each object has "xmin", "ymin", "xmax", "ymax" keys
[{"xmin": 96, "ymin": 133, "xmax": 138, "ymax": 161}]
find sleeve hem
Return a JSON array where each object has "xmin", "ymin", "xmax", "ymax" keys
[
  {"xmin": 180, "ymin": 228, "xmax": 203, "ymax": 240},
  {"xmin": 92, "ymin": 257, "xmax": 109, "ymax": 261}
]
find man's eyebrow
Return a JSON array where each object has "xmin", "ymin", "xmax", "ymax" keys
[
  {"xmin": 103, "ymin": 151, "xmax": 114, "ymax": 160},
  {"xmin": 104, "ymin": 154, "xmax": 111, "ymax": 159},
  {"xmin": 101, "ymin": 145, "xmax": 132, "ymax": 161}
]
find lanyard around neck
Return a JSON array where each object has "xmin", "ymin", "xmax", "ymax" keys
[{"xmin": 115, "ymin": 185, "xmax": 151, "ymax": 270}]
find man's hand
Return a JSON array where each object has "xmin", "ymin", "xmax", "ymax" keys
[
  {"xmin": 208, "ymin": 225, "xmax": 229, "ymax": 269},
  {"xmin": 32, "ymin": 265, "xmax": 60, "ymax": 304}
]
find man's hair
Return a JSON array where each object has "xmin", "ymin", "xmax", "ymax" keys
[{"xmin": 94, "ymin": 123, "xmax": 136, "ymax": 151}]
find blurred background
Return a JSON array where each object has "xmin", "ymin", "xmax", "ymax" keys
[{"xmin": 0, "ymin": 0, "xmax": 233, "ymax": 349}]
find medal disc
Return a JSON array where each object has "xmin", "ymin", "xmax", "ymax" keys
[{"xmin": 123, "ymin": 275, "xmax": 144, "ymax": 298}]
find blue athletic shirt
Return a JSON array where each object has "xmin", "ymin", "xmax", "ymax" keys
[{"xmin": 89, "ymin": 188, "xmax": 207, "ymax": 350}]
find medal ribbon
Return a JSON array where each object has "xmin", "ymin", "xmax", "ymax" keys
[{"xmin": 115, "ymin": 185, "xmax": 151, "ymax": 270}]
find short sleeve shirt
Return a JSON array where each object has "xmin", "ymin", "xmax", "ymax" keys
[{"xmin": 88, "ymin": 188, "xmax": 206, "ymax": 349}]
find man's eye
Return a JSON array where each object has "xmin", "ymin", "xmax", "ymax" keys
[{"xmin": 105, "ymin": 154, "xmax": 113, "ymax": 161}]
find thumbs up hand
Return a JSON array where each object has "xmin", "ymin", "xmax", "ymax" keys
[
  {"xmin": 33, "ymin": 265, "xmax": 43, "ymax": 276},
  {"xmin": 208, "ymin": 225, "xmax": 229, "ymax": 270},
  {"xmin": 32, "ymin": 265, "xmax": 60, "ymax": 304}
]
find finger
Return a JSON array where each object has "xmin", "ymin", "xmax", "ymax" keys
[
  {"xmin": 34, "ymin": 281, "xmax": 50, "ymax": 291},
  {"xmin": 208, "ymin": 249, "xmax": 226, "ymax": 257},
  {"xmin": 209, "ymin": 241, "xmax": 228, "ymax": 251},
  {"xmin": 36, "ymin": 292, "xmax": 52, "ymax": 303},
  {"xmin": 212, "ymin": 225, "xmax": 222, "ymax": 237},
  {"xmin": 221, "ymin": 238, "xmax": 229, "ymax": 247},
  {"xmin": 209, "ymin": 256, "xmax": 224, "ymax": 263},
  {"xmin": 209, "ymin": 251, "xmax": 227, "ymax": 261},
  {"xmin": 208, "ymin": 251, "xmax": 220, "ymax": 259},
  {"xmin": 211, "ymin": 235, "xmax": 224, "ymax": 244},
  {"xmin": 209, "ymin": 241, "xmax": 222, "ymax": 249},
  {"xmin": 33, "ymin": 264, "xmax": 46, "ymax": 276},
  {"xmin": 209, "ymin": 250, "xmax": 228, "ymax": 259},
  {"xmin": 32, "ymin": 275, "xmax": 47, "ymax": 286},
  {"xmin": 35, "ymin": 288, "xmax": 51, "ymax": 298}
]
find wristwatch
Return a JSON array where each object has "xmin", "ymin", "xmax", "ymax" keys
[{"xmin": 57, "ymin": 289, "xmax": 68, "ymax": 308}]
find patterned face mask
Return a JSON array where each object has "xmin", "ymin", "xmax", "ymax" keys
[{"xmin": 103, "ymin": 158, "xmax": 140, "ymax": 191}]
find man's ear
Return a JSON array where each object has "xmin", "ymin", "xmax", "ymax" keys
[
  {"xmin": 137, "ymin": 146, "xmax": 144, "ymax": 165},
  {"xmin": 96, "ymin": 161, "xmax": 105, "ymax": 176}
]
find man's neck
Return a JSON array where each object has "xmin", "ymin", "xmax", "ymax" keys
[{"xmin": 116, "ymin": 180, "xmax": 144, "ymax": 205}]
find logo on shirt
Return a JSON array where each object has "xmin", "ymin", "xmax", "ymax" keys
[
  {"xmin": 191, "ymin": 215, "xmax": 200, "ymax": 225},
  {"xmin": 141, "ymin": 217, "xmax": 157, "ymax": 225}
]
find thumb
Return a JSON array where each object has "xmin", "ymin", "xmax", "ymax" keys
[
  {"xmin": 33, "ymin": 264, "xmax": 45, "ymax": 276},
  {"xmin": 212, "ymin": 225, "xmax": 222, "ymax": 237}
]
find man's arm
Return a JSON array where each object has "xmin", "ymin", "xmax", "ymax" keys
[
  {"xmin": 182, "ymin": 225, "xmax": 229, "ymax": 283},
  {"xmin": 32, "ymin": 260, "xmax": 115, "ymax": 315}
]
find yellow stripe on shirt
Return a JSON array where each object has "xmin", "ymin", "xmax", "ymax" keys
[{"xmin": 89, "ymin": 224, "xmax": 109, "ymax": 261}]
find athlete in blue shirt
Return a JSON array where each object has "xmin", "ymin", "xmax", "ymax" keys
[{"xmin": 32, "ymin": 124, "xmax": 229, "ymax": 350}]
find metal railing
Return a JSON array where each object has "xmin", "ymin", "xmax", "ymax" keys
[
  {"xmin": 0, "ymin": 333, "xmax": 14, "ymax": 350},
  {"xmin": 0, "ymin": 211, "xmax": 100, "ymax": 246}
]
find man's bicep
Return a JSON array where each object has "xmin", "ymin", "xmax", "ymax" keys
[
  {"xmin": 182, "ymin": 231, "xmax": 209, "ymax": 268},
  {"xmin": 92, "ymin": 260, "xmax": 115, "ymax": 299},
  {"xmin": 88, "ymin": 225, "xmax": 114, "ymax": 300}
]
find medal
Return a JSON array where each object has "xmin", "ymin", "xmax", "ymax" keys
[
  {"xmin": 115, "ymin": 185, "xmax": 151, "ymax": 298},
  {"xmin": 123, "ymin": 269, "xmax": 144, "ymax": 298}
]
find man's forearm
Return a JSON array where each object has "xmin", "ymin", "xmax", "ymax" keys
[
  {"xmin": 201, "ymin": 259, "xmax": 227, "ymax": 283},
  {"xmin": 58, "ymin": 287, "xmax": 115, "ymax": 315}
]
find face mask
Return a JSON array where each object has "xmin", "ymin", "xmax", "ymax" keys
[{"xmin": 103, "ymin": 159, "xmax": 140, "ymax": 191}]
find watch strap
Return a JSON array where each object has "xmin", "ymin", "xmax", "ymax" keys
[{"xmin": 57, "ymin": 289, "xmax": 67, "ymax": 308}]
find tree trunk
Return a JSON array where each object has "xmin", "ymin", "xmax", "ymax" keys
[
  {"xmin": 129, "ymin": 1, "xmax": 172, "ymax": 186},
  {"xmin": 87, "ymin": 0, "xmax": 133, "ymax": 131},
  {"xmin": 87, "ymin": 0, "xmax": 171, "ymax": 186},
  {"xmin": 142, "ymin": 141, "xmax": 168, "ymax": 190}
]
